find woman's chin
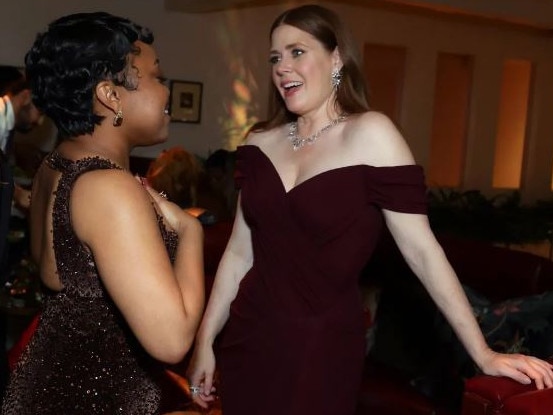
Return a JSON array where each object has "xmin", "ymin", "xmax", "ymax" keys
[{"xmin": 152, "ymin": 133, "xmax": 169, "ymax": 145}]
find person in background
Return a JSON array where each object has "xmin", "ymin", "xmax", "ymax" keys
[
  {"xmin": 0, "ymin": 66, "xmax": 42, "ymax": 274},
  {"xmin": 1, "ymin": 12, "xmax": 204, "ymax": 414},
  {"xmin": 146, "ymin": 146, "xmax": 232, "ymax": 223},
  {"xmin": 147, "ymin": 146, "xmax": 204, "ymax": 209},
  {"xmin": 0, "ymin": 66, "xmax": 42, "ymax": 401},
  {"xmin": 204, "ymin": 149, "xmax": 238, "ymax": 218},
  {"xmin": 186, "ymin": 5, "xmax": 553, "ymax": 415}
]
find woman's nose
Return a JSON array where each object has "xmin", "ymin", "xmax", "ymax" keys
[{"xmin": 275, "ymin": 58, "xmax": 292, "ymax": 75}]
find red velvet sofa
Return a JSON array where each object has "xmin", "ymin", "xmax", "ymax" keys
[{"xmin": 463, "ymin": 366, "xmax": 553, "ymax": 415}]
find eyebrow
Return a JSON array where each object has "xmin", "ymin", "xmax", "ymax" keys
[{"xmin": 269, "ymin": 42, "xmax": 304, "ymax": 55}]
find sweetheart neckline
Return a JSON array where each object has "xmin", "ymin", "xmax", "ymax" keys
[{"xmin": 239, "ymin": 144, "xmax": 420, "ymax": 195}]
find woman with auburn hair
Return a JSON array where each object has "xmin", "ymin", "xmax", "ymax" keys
[{"xmin": 187, "ymin": 4, "xmax": 553, "ymax": 415}]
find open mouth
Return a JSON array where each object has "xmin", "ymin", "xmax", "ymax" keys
[{"xmin": 282, "ymin": 81, "xmax": 303, "ymax": 95}]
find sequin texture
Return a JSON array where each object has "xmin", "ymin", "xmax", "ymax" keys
[{"xmin": 2, "ymin": 153, "xmax": 178, "ymax": 414}]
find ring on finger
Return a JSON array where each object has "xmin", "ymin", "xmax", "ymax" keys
[{"xmin": 190, "ymin": 385, "xmax": 201, "ymax": 395}]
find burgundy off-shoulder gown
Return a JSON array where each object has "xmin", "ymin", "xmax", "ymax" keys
[{"xmin": 218, "ymin": 145, "xmax": 427, "ymax": 415}]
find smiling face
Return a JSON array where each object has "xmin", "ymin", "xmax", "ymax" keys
[
  {"xmin": 270, "ymin": 24, "xmax": 341, "ymax": 118},
  {"xmin": 118, "ymin": 41, "xmax": 170, "ymax": 146}
]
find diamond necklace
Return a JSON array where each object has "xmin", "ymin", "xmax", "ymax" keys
[{"xmin": 288, "ymin": 115, "xmax": 347, "ymax": 151}]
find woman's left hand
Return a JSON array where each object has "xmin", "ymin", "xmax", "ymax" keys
[
  {"xmin": 479, "ymin": 349, "xmax": 553, "ymax": 389},
  {"xmin": 136, "ymin": 176, "xmax": 200, "ymax": 234}
]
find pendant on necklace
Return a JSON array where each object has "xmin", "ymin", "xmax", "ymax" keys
[{"xmin": 288, "ymin": 115, "xmax": 347, "ymax": 151}]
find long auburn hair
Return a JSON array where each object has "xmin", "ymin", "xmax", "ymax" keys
[{"xmin": 252, "ymin": 4, "xmax": 370, "ymax": 133}]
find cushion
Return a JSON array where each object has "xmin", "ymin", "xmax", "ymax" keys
[
  {"xmin": 436, "ymin": 286, "xmax": 553, "ymax": 379},
  {"xmin": 467, "ymin": 287, "xmax": 553, "ymax": 358},
  {"xmin": 412, "ymin": 287, "xmax": 553, "ymax": 410}
]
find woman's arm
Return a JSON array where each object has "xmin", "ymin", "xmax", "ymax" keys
[
  {"xmin": 355, "ymin": 111, "xmax": 553, "ymax": 388},
  {"xmin": 146, "ymin": 185, "xmax": 205, "ymax": 356},
  {"xmin": 186, "ymin": 193, "xmax": 253, "ymax": 407},
  {"xmin": 71, "ymin": 169, "xmax": 204, "ymax": 364},
  {"xmin": 195, "ymin": 193, "xmax": 253, "ymax": 345},
  {"xmin": 383, "ymin": 210, "xmax": 553, "ymax": 389}
]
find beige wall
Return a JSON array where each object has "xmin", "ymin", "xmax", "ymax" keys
[{"xmin": 2, "ymin": 0, "xmax": 553, "ymax": 201}]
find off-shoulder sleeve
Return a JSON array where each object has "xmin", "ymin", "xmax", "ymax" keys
[{"xmin": 367, "ymin": 165, "xmax": 428, "ymax": 214}]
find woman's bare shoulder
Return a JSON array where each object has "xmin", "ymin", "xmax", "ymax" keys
[
  {"xmin": 347, "ymin": 111, "xmax": 401, "ymax": 141},
  {"xmin": 73, "ymin": 168, "xmax": 140, "ymax": 193},
  {"xmin": 346, "ymin": 111, "xmax": 415, "ymax": 166},
  {"xmin": 72, "ymin": 169, "xmax": 152, "ymax": 219},
  {"xmin": 244, "ymin": 124, "xmax": 286, "ymax": 148}
]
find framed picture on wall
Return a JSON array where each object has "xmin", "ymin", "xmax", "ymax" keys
[{"xmin": 168, "ymin": 80, "xmax": 203, "ymax": 123}]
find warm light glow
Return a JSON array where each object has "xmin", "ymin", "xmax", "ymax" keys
[
  {"xmin": 492, "ymin": 59, "xmax": 532, "ymax": 189},
  {"xmin": 216, "ymin": 12, "xmax": 259, "ymax": 150}
]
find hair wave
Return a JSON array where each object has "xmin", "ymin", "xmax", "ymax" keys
[{"xmin": 25, "ymin": 12, "xmax": 153, "ymax": 139}]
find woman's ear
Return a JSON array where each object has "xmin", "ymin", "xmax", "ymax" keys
[
  {"xmin": 332, "ymin": 47, "xmax": 343, "ymax": 71},
  {"xmin": 95, "ymin": 81, "xmax": 120, "ymax": 114}
]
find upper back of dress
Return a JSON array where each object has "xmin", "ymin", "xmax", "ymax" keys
[{"xmin": 45, "ymin": 151, "xmax": 123, "ymax": 297}]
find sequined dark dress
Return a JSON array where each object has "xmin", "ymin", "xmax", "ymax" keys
[
  {"xmin": 1, "ymin": 153, "xmax": 178, "ymax": 415},
  {"xmin": 218, "ymin": 145, "xmax": 428, "ymax": 415}
]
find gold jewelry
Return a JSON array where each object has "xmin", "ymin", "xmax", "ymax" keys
[
  {"xmin": 288, "ymin": 116, "xmax": 347, "ymax": 151},
  {"xmin": 113, "ymin": 110, "xmax": 123, "ymax": 127}
]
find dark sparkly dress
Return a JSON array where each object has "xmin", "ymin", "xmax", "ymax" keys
[
  {"xmin": 218, "ymin": 145, "xmax": 428, "ymax": 415},
  {"xmin": 1, "ymin": 153, "xmax": 178, "ymax": 415}
]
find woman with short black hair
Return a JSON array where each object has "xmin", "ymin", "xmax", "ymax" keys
[{"xmin": 2, "ymin": 12, "xmax": 204, "ymax": 414}]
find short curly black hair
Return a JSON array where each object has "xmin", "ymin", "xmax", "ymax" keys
[{"xmin": 25, "ymin": 12, "xmax": 154, "ymax": 139}]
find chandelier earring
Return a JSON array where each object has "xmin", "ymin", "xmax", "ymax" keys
[
  {"xmin": 331, "ymin": 68, "xmax": 342, "ymax": 89},
  {"xmin": 113, "ymin": 110, "xmax": 123, "ymax": 127}
]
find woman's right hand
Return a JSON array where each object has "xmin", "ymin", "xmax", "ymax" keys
[{"xmin": 186, "ymin": 343, "xmax": 217, "ymax": 409}]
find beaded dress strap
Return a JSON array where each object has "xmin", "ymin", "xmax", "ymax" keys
[
  {"xmin": 45, "ymin": 151, "xmax": 124, "ymax": 174},
  {"xmin": 45, "ymin": 151, "xmax": 72, "ymax": 172}
]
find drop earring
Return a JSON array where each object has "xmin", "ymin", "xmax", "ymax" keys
[
  {"xmin": 113, "ymin": 110, "xmax": 123, "ymax": 127},
  {"xmin": 331, "ymin": 68, "xmax": 342, "ymax": 89}
]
